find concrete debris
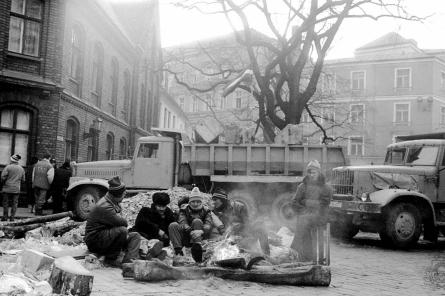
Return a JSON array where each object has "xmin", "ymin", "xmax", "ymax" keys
[{"xmin": 0, "ymin": 273, "xmax": 52, "ymax": 295}]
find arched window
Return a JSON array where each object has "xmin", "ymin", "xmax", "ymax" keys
[
  {"xmin": 123, "ymin": 70, "xmax": 131, "ymax": 121},
  {"xmin": 8, "ymin": 0, "xmax": 43, "ymax": 57},
  {"xmin": 119, "ymin": 137, "xmax": 127, "ymax": 159},
  {"xmin": 110, "ymin": 57, "xmax": 119, "ymax": 116},
  {"xmin": 70, "ymin": 24, "xmax": 84, "ymax": 96},
  {"xmin": 105, "ymin": 132, "xmax": 114, "ymax": 160},
  {"xmin": 0, "ymin": 108, "xmax": 31, "ymax": 166},
  {"xmin": 65, "ymin": 118, "xmax": 79, "ymax": 161},
  {"xmin": 139, "ymin": 83, "xmax": 146, "ymax": 127},
  {"xmin": 91, "ymin": 42, "xmax": 104, "ymax": 107}
]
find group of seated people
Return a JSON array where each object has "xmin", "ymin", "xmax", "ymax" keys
[
  {"xmin": 84, "ymin": 159, "xmax": 331, "ymax": 267},
  {"xmin": 84, "ymin": 176, "xmax": 270, "ymax": 267}
]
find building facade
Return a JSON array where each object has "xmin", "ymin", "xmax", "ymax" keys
[
  {"xmin": 301, "ymin": 32, "xmax": 445, "ymax": 164},
  {"xmin": 0, "ymin": 0, "xmax": 162, "ymax": 170}
]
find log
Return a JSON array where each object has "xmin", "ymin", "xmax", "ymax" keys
[
  {"xmin": 49, "ymin": 256, "xmax": 94, "ymax": 296},
  {"xmin": 0, "ymin": 223, "xmax": 44, "ymax": 238},
  {"xmin": 130, "ymin": 260, "xmax": 331, "ymax": 286},
  {"xmin": 0, "ymin": 211, "xmax": 73, "ymax": 227}
]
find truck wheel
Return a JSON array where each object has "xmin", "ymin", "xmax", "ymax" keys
[
  {"xmin": 231, "ymin": 192, "xmax": 258, "ymax": 219},
  {"xmin": 74, "ymin": 186, "xmax": 102, "ymax": 221},
  {"xmin": 331, "ymin": 216, "xmax": 359, "ymax": 239},
  {"xmin": 381, "ymin": 203, "xmax": 421, "ymax": 248},
  {"xmin": 271, "ymin": 193, "xmax": 297, "ymax": 230}
]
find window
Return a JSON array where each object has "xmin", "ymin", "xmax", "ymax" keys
[
  {"xmin": 8, "ymin": 0, "xmax": 42, "ymax": 57},
  {"xmin": 105, "ymin": 133, "xmax": 114, "ymax": 160},
  {"xmin": 441, "ymin": 72, "xmax": 445, "ymax": 89},
  {"xmin": 322, "ymin": 106, "xmax": 335, "ymax": 123},
  {"xmin": 65, "ymin": 118, "xmax": 78, "ymax": 161},
  {"xmin": 441, "ymin": 106, "xmax": 445, "ymax": 125},
  {"xmin": 395, "ymin": 68, "xmax": 411, "ymax": 89},
  {"xmin": 384, "ymin": 148, "xmax": 406, "ymax": 165},
  {"xmin": 119, "ymin": 137, "xmax": 127, "ymax": 159},
  {"xmin": 110, "ymin": 57, "xmax": 119, "ymax": 116},
  {"xmin": 163, "ymin": 107, "xmax": 168, "ymax": 128},
  {"xmin": 123, "ymin": 71, "xmax": 131, "ymax": 121},
  {"xmin": 178, "ymin": 97, "xmax": 185, "ymax": 110},
  {"xmin": 139, "ymin": 84, "xmax": 146, "ymax": 127},
  {"xmin": 167, "ymin": 110, "xmax": 171, "ymax": 128},
  {"xmin": 172, "ymin": 115, "xmax": 176, "ymax": 129},
  {"xmin": 69, "ymin": 25, "xmax": 83, "ymax": 83},
  {"xmin": 394, "ymin": 103, "xmax": 410, "ymax": 124},
  {"xmin": 406, "ymin": 146, "xmax": 438, "ymax": 166},
  {"xmin": 0, "ymin": 108, "xmax": 31, "ymax": 165},
  {"xmin": 91, "ymin": 42, "xmax": 103, "ymax": 106},
  {"xmin": 235, "ymin": 97, "xmax": 242, "ymax": 109},
  {"xmin": 322, "ymin": 73, "xmax": 336, "ymax": 93},
  {"xmin": 350, "ymin": 104, "xmax": 364, "ymax": 123},
  {"xmin": 349, "ymin": 136, "xmax": 364, "ymax": 156},
  {"xmin": 137, "ymin": 143, "xmax": 159, "ymax": 158},
  {"xmin": 301, "ymin": 111, "xmax": 310, "ymax": 123},
  {"xmin": 87, "ymin": 135, "xmax": 98, "ymax": 161},
  {"xmin": 193, "ymin": 97, "xmax": 199, "ymax": 112},
  {"xmin": 220, "ymin": 96, "xmax": 227, "ymax": 110},
  {"xmin": 351, "ymin": 71, "xmax": 365, "ymax": 90}
]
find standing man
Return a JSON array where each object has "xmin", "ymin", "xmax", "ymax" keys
[
  {"xmin": 51, "ymin": 160, "xmax": 72, "ymax": 213},
  {"xmin": 84, "ymin": 176, "xmax": 141, "ymax": 267},
  {"xmin": 212, "ymin": 188, "xmax": 270, "ymax": 255},
  {"xmin": 290, "ymin": 160, "xmax": 332, "ymax": 261},
  {"xmin": 1, "ymin": 154, "xmax": 25, "ymax": 221},
  {"xmin": 32, "ymin": 153, "xmax": 54, "ymax": 216}
]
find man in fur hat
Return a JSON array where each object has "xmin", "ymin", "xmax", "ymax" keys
[
  {"xmin": 84, "ymin": 176, "xmax": 141, "ymax": 267},
  {"xmin": 168, "ymin": 187, "xmax": 218, "ymax": 262},
  {"xmin": 130, "ymin": 192, "xmax": 176, "ymax": 259},
  {"xmin": 1, "ymin": 154, "xmax": 25, "ymax": 221},
  {"xmin": 291, "ymin": 159, "xmax": 332, "ymax": 261}
]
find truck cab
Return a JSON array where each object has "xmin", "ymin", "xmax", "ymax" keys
[{"xmin": 330, "ymin": 133, "xmax": 445, "ymax": 248}]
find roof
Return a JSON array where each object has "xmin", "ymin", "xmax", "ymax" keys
[
  {"xmin": 388, "ymin": 139, "xmax": 445, "ymax": 149},
  {"xmin": 356, "ymin": 32, "xmax": 418, "ymax": 51}
]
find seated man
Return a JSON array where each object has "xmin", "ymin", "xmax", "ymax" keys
[
  {"xmin": 130, "ymin": 192, "xmax": 176, "ymax": 258},
  {"xmin": 168, "ymin": 187, "xmax": 217, "ymax": 262},
  {"xmin": 84, "ymin": 176, "xmax": 140, "ymax": 267},
  {"xmin": 212, "ymin": 188, "xmax": 270, "ymax": 255}
]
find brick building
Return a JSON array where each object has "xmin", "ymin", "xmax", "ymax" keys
[{"xmin": 0, "ymin": 0, "xmax": 161, "ymax": 171}]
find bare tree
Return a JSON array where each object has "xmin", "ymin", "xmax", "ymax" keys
[{"xmin": 168, "ymin": 0, "xmax": 421, "ymax": 143}]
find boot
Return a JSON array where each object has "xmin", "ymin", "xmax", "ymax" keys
[{"xmin": 191, "ymin": 243, "xmax": 203, "ymax": 263}]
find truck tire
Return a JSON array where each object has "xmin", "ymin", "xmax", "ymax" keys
[
  {"xmin": 74, "ymin": 186, "xmax": 102, "ymax": 221},
  {"xmin": 331, "ymin": 215, "xmax": 359, "ymax": 239},
  {"xmin": 271, "ymin": 193, "xmax": 297, "ymax": 230},
  {"xmin": 380, "ymin": 202, "xmax": 421, "ymax": 248}
]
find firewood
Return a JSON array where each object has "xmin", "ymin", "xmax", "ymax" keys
[
  {"xmin": 49, "ymin": 256, "xmax": 94, "ymax": 296},
  {"xmin": 0, "ymin": 223, "xmax": 44, "ymax": 238},
  {"xmin": 130, "ymin": 259, "xmax": 331, "ymax": 286},
  {"xmin": 0, "ymin": 211, "xmax": 73, "ymax": 227}
]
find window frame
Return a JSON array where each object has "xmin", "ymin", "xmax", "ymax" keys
[
  {"xmin": 105, "ymin": 132, "xmax": 115, "ymax": 160},
  {"xmin": 65, "ymin": 118, "xmax": 79, "ymax": 162},
  {"xmin": 348, "ymin": 135, "xmax": 364, "ymax": 156},
  {"xmin": 393, "ymin": 102, "xmax": 411, "ymax": 124},
  {"xmin": 394, "ymin": 67, "xmax": 412, "ymax": 89},
  {"xmin": 119, "ymin": 137, "xmax": 127, "ymax": 159},
  {"xmin": 110, "ymin": 57, "xmax": 119, "ymax": 116},
  {"xmin": 91, "ymin": 42, "xmax": 104, "ymax": 106},
  {"xmin": 350, "ymin": 104, "xmax": 365, "ymax": 124},
  {"xmin": 350, "ymin": 70, "xmax": 366, "ymax": 91},
  {"xmin": 441, "ymin": 105, "xmax": 445, "ymax": 125}
]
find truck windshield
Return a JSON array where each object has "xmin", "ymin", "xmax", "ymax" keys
[
  {"xmin": 384, "ymin": 148, "xmax": 406, "ymax": 164},
  {"xmin": 406, "ymin": 146, "xmax": 438, "ymax": 166}
]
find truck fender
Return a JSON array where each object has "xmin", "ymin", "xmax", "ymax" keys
[
  {"xmin": 67, "ymin": 178, "xmax": 109, "ymax": 193},
  {"xmin": 370, "ymin": 189, "xmax": 436, "ymax": 224}
]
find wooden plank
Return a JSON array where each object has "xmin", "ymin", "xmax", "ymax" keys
[
  {"xmin": 246, "ymin": 145, "xmax": 252, "ymax": 175},
  {"xmin": 211, "ymin": 175, "xmax": 303, "ymax": 183},
  {"xmin": 265, "ymin": 146, "xmax": 270, "ymax": 174},
  {"xmin": 191, "ymin": 145, "xmax": 197, "ymax": 175},
  {"xmin": 209, "ymin": 145, "xmax": 215, "ymax": 175},
  {"xmin": 228, "ymin": 146, "xmax": 233, "ymax": 175},
  {"xmin": 284, "ymin": 146, "xmax": 289, "ymax": 175}
]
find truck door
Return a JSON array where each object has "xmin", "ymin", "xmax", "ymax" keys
[{"xmin": 133, "ymin": 140, "xmax": 174, "ymax": 189}]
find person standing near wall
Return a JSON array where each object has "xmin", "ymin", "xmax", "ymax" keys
[
  {"xmin": 26, "ymin": 156, "xmax": 38, "ymax": 213},
  {"xmin": 32, "ymin": 153, "xmax": 54, "ymax": 216},
  {"xmin": 1, "ymin": 154, "xmax": 25, "ymax": 221},
  {"xmin": 51, "ymin": 160, "xmax": 72, "ymax": 213}
]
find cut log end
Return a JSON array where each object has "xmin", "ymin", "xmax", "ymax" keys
[{"xmin": 49, "ymin": 256, "xmax": 94, "ymax": 296}]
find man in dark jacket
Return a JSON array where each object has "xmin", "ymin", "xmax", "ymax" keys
[
  {"xmin": 168, "ymin": 187, "xmax": 216, "ymax": 262},
  {"xmin": 1, "ymin": 154, "xmax": 25, "ymax": 221},
  {"xmin": 130, "ymin": 192, "xmax": 175, "ymax": 258},
  {"xmin": 212, "ymin": 188, "xmax": 270, "ymax": 255},
  {"xmin": 51, "ymin": 160, "xmax": 72, "ymax": 214},
  {"xmin": 290, "ymin": 160, "xmax": 332, "ymax": 261},
  {"xmin": 32, "ymin": 153, "xmax": 54, "ymax": 215},
  {"xmin": 84, "ymin": 176, "xmax": 141, "ymax": 267}
]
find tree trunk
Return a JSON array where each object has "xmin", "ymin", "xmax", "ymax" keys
[
  {"xmin": 128, "ymin": 260, "xmax": 330, "ymax": 286},
  {"xmin": 0, "ymin": 223, "xmax": 44, "ymax": 238},
  {"xmin": 49, "ymin": 256, "xmax": 94, "ymax": 296},
  {"xmin": 0, "ymin": 211, "xmax": 73, "ymax": 227}
]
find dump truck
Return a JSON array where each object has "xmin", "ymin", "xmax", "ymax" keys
[
  {"xmin": 67, "ymin": 129, "xmax": 346, "ymax": 222},
  {"xmin": 329, "ymin": 132, "xmax": 445, "ymax": 248}
]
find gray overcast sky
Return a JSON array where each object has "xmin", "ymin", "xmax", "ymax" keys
[{"xmin": 112, "ymin": 0, "xmax": 445, "ymax": 59}]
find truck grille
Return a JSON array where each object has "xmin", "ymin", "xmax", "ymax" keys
[{"xmin": 331, "ymin": 170, "xmax": 354, "ymax": 195}]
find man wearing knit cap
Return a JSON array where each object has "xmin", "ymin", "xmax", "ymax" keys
[
  {"xmin": 1, "ymin": 154, "xmax": 25, "ymax": 221},
  {"xmin": 130, "ymin": 192, "xmax": 176, "ymax": 259},
  {"xmin": 291, "ymin": 159, "xmax": 332, "ymax": 261},
  {"xmin": 84, "ymin": 176, "xmax": 141, "ymax": 267},
  {"xmin": 212, "ymin": 188, "xmax": 270, "ymax": 255},
  {"xmin": 168, "ymin": 187, "xmax": 217, "ymax": 262}
]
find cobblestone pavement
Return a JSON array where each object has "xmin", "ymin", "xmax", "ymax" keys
[{"xmin": 90, "ymin": 233, "xmax": 445, "ymax": 296}]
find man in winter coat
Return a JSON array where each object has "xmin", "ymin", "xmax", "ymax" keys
[
  {"xmin": 290, "ymin": 160, "xmax": 332, "ymax": 261},
  {"xmin": 168, "ymin": 187, "xmax": 217, "ymax": 262},
  {"xmin": 32, "ymin": 153, "xmax": 54, "ymax": 215},
  {"xmin": 130, "ymin": 192, "xmax": 176, "ymax": 259},
  {"xmin": 212, "ymin": 188, "xmax": 270, "ymax": 255},
  {"xmin": 50, "ymin": 160, "xmax": 72, "ymax": 214},
  {"xmin": 84, "ymin": 176, "xmax": 141, "ymax": 267},
  {"xmin": 1, "ymin": 154, "xmax": 25, "ymax": 221}
]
